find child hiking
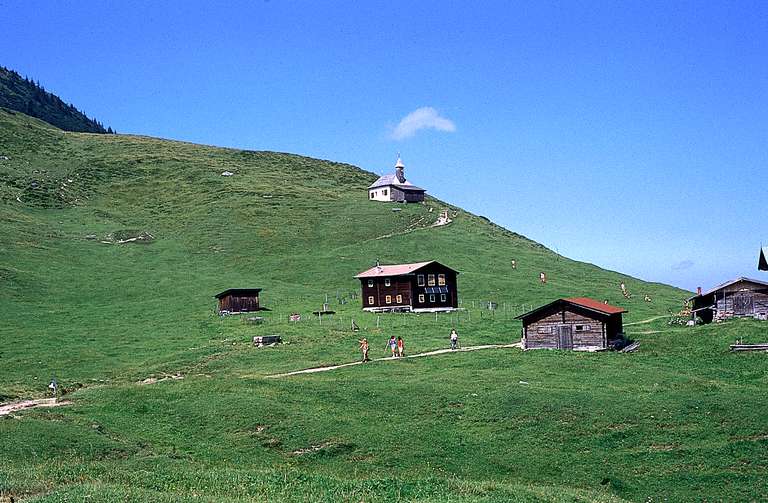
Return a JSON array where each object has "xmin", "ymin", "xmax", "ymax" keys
[
  {"xmin": 385, "ymin": 335, "xmax": 397, "ymax": 357},
  {"xmin": 449, "ymin": 329, "xmax": 459, "ymax": 350},
  {"xmin": 397, "ymin": 336, "xmax": 405, "ymax": 357},
  {"xmin": 359, "ymin": 338, "xmax": 370, "ymax": 362}
]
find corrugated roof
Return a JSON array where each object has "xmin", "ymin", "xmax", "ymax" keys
[
  {"xmin": 564, "ymin": 297, "xmax": 627, "ymax": 315},
  {"xmin": 515, "ymin": 297, "xmax": 626, "ymax": 320},
  {"xmin": 214, "ymin": 288, "xmax": 262, "ymax": 299},
  {"xmin": 690, "ymin": 277, "xmax": 768, "ymax": 300},
  {"xmin": 368, "ymin": 174, "xmax": 425, "ymax": 191},
  {"xmin": 355, "ymin": 261, "xmax": 458, "ymax": 278},
  {"xmin": 355, "ymin": 261, "xmax": 433, "ymax": 278}
]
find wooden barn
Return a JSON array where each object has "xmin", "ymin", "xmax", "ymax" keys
[
  {"xmin": 689, "ymin": 277, "xmax": 768, "ymax": 324},
  {"xmin": 368, "ymin": 155, "xmax": 426, "ymax": 203},
  {"xmin": 516, "ymin": 298, "xmax": 627, "ymax": 351},
  {"xmin": 355, "ymin": 261, "xmax": 459, "ymax": 312},
  {"xmin": 214, "ymin": 288, "xmax": 263, "ymax": 314}
]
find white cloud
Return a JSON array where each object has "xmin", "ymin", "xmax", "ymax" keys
[{"xmin": 390, "ymin": 107, "xmax": 456, "ymax": 140}]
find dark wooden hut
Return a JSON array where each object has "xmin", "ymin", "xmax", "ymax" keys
[
  {"xmin": 355, "ymin": 261, "xmax": 459, "ymax": 312},
  {"xmin": 516, "ymin": 298, "xmax": 627, "ymax": 351},
  {"xmin": 689, "ymin": 277, "xmax": 768, "ymax": 323},
  {"xmin": 214, "ymin": 288, "xmax": 263, "ymax": 314}
]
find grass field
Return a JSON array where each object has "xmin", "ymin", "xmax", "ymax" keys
[{"xmin": 2, "ymin": 108, "xmax": 767, "ymax": 502}]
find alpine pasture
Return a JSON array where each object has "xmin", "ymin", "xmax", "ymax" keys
[{"xmin": 2, "ymin": 108, "xmax": 767, "ymax": 502}]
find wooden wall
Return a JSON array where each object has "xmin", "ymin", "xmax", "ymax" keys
[
  {"xmin": 410, "ymin": 263, "xmax": 458, "ymax": 310},
  {"xmin": 218, "ymin": 294, "xmax": 260, "ymax": 313},
  {"xmin": 713, "ymin": 285, "xmax": 768, "ymax": 321},
  {"xmin": 361, "ymin": 277, "xmax": 412, "ymax": 309},
  {"xmin": 390, "ymin": 186, "xmax": 425, "ymax": 203},
  {"xmin": 523, "ymin": 309, "xmax": 607, "ymax": 350}
]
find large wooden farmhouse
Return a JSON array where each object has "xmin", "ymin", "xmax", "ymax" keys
[
  {"xmin": 516, "ymin": 298, "xmax": 627, "ymax": 351},
  {"xmin": 355, "ymin": 261, "xmax": 459, "ymax": 312},
  {"xmin": 368, "ymin": 156, "xmax": 426, "ymax": 203},
  {"xmin": 214, "ymin": 288, "xmax": 263, "ymax": 314},
  {"xmin": 689, "ymin": 277, "xmax": 768, "ymax": 323}
]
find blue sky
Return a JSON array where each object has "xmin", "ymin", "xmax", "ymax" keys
[{"xmin": 3, "ymin": 0, "xmax": 767, "ymax": 290}]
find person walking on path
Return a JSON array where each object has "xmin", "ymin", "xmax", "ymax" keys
[
  {"xmin": 397, "ymin": 336, "xmax": 405, "ymax": 357},
  {"xmin": 385, "ymin": 335, "xmax": 398, "ymax": 357},
  {"xmin": 359, "ymin": 338, "xmax": 370, "ymax": 362},
  {"xmin": 449, "ymin": 329, "xmax": 459, "ymax": 350}
]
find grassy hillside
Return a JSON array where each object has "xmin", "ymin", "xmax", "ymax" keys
[
  {"xmin": 0, "ymin": 107, "xmax": 687, "ymax": 388},
  {"xmin": 4, "ymin": 108, "xmax": 766, "ymax": 502},
  {"xmin": 0, "ymin": 67, "xmax": 110, "ymax": 134}
]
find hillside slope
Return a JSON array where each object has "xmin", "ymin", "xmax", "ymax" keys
[
  {"xmin": 0, "ymin": 106, "xmax": 689, "ymax": 388},
  {"xmin": 0, "ymin": 67, "xmax": 110, "ymax": 133},
  {"xmin": 11, "ymin": 110, "xmax": 762, "ymax": 503}
]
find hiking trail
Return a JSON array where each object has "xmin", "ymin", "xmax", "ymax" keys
[
  {"xmin": 262, "ymin": 343, "xmax": 521, "ymax": 378},
  {"xmin": 0, "ymin": 398, "xmax": 71, "ymax": 416},
  {"xmin": 625, "ymin": 315, "xmax": 667, "ymax": 326}
]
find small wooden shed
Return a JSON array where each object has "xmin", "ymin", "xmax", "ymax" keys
[
  {"xmin": 516, "ymin": 297, "xmax": 627, "ymax": 351},
  {"xmin": 689, "ymin": 277, "xmax": 768, "ymax": 323},
  {"xmin": 214, "ymin": 288, "xmax": 263, "ymax": 314}
]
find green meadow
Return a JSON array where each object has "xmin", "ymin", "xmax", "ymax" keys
[{"xmin": 1, "ymin": 108, "xmax": 767, "ymax": 502}]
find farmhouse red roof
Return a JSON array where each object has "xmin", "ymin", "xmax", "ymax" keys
[
  {"xmin": 355, "ymin": 261, "xmax": 434, "ymax": 278},
  {"xmin": 515, "ymin": 297, "xmax": 627, "ymax": 320},
  {"xmin": 564, "ymin": 297, "xmax": 627, "ymax": 315}
]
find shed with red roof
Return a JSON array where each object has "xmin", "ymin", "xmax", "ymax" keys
[
  {"xmin": 515, "ymin": 298, "xmax": 627, "ymax": 351},
  {"xmin": 354, "ymin": 261, "xmax": 459, "ymax": 312}
]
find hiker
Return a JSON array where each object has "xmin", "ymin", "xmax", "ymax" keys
[
  {"xmin": 397, "ymin": 336, "xmax": 405, "ymax": 357},
  {"xmin": 385, "ymin": 335, "xmax": 397, "ymax": 357},
  {"xmin": 359, "ymin": 338, "xmax": 370, "ymax": 362},
  {"xmin": 449, "ymin": 329, "xmax": 459, "ymax": 350}
]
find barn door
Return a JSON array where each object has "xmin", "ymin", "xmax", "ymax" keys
[
  {"xmin": 558, "ymin": 326, "xmax": 573, "ymax": 350},
  {"xmin": 733, "ymin": 293, "xmax": 754, "ymax": 315}
]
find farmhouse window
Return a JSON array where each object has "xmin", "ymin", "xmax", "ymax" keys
[
  {"xmin": 368, "ymin": 279, "xmax": 374, "ymax": 287},
  {"xmin": 417, "ymin": 275, "xmax": 425, "ymax": 286},
  {"xmin": 438, "ymin": 274, "xmax": 446, "ymax": 286},
  {"xmin": 370, "ymin": 192, "xmax": 374, "ymax": 199},
  {"xmin": 383, "ymin": 189, "xmax": 388, "ymax": 196},
  {"xmin": 429, "ymin": 294, "xmax": 436, "ymax": 303},
  {"xmin": 386, "ymin": 295, "xmax": 392, "ymax": 304},
  {"xmin": 440, "ymin": 294, "xmax": 447, "ymax": 302},
  {"xmin": 384, "ymin": 278, "xmax": 391, "ymax": 287},
  {"xmin": 396, "ymin": 295, "xmax": 402, "ymax": 303},
  {"xmin": 537, "ymin": 326, "xmax": 550, "ymax": 334},
  {"xmin": 418, "ymin": 294, "xmax": 425, "ymax": 302},
  {"xmin": 428, "ymin": 274, "xmax": 436, "ymax": 286},
  {"xmin": 368, "ymin": 296, "xmax": 374, "ymax": 305}
]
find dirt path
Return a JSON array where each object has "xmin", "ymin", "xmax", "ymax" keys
[
  {"xmin": 625, "ymin": 315, "xmax": 667, "ymax": 326},
  {"xmin": 264, "ymin": 343, "xmax": 521, "ymax": 378},
  {"xmin": 0, "ymin": 398, "xmax": 71, "ymax": 416}
]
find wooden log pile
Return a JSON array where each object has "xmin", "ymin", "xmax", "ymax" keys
[
  {"xmin": 729, "ymin": 344, "xmax": 768, "ymax": 352},
  {"xmin": 619, "ymin": 341, "xmax": 640, "ymax": 353}
]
